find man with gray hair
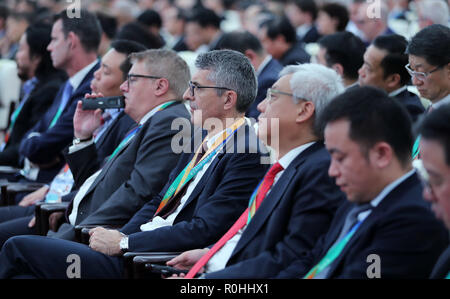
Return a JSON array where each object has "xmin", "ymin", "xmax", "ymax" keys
[
  {"xmin": 417, "ymin": 0, "xmax": 449, "ymax": 29},
  {"xmin": 167, "ymin": 64, "xmax": 347, "ymax": 279},
  {"xmin": 0, "ymin": 49, "xmax": 269, "ymax": 279}
]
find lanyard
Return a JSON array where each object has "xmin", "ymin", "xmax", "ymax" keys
[
  {"xmin": 304, "ymin": 219, "xmax": 365, "ymax": 279},
  {"xmin": 155, "ymin": 118, "xmax": 245, "ymax": 214}
]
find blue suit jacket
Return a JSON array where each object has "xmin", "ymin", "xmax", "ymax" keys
[
  {"xmin": 204, "ymin": 142, "xmax": 346, "ymax": 278},
  {"xmin": 246, "ymin": 58, "xmax": 283, "ymax": 120},
  {"xmin": 278, "ymin": 41, "xmax": 310, "ymax": 66},
  {"xmin": 120, "ymin": 124, "xmax": 270, "ymax": 252},
  {"xmin": 393, "ymin": 88, "xmax": 425, "ymax": 123},
  {"xmin": 18, "ymin": 61, "xmax": 100, "ymax": 182},
  {"xmin": 276, "ymin": 172, "xmax": 449, "ymax": 279}
]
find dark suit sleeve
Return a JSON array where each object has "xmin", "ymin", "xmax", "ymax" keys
[
  {"xmin": 127, "ymin": 152, "xmax": 268, "ymax": 252},
  {"xmin": 205, "ymin": 159, "xmax": 343, "ymax": 279},
  {"xmin": 76, "ymin": 111, "xmax": 190, "ymax": 226}
]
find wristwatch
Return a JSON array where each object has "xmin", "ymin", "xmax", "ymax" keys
[
  {"xmin": 73, "ymin": 136, "xmax": 93, "ymax": 145},
  {"xmin": 119, "ymin": 234, "xmax": 129, "ymax": 253}
]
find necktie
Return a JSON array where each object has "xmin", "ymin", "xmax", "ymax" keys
[
  {"xmin": 185, "ymin": 162, "xmax": 284, "ymax": 278},
  {"xmin": 49, "ymin": 81, "xmax": 73, "ymax": 129},
  {"xmin": 307, "ymin": 203, "xmax": 372, "ymax": 279}
]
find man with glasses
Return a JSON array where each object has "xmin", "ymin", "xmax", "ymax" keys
[
  {"xmin": 34, "ymin": 49, "xmax": 192, "ymax": 242},
  {"xmin": 0, "ymin": 50, "xmax": 269, "ymax": 279},
  {"xmin": 166, "ymin": 64, "xmax": 346, "ymax": 279},
  {"xmin": 418, "ymin": 104, "xmax": 450, "ymax": 279},
  {"xmin": 406, "ymin": 24, "xmax": 450, "ymax": 110}
]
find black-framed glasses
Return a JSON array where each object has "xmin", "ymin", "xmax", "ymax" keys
[
  {"xmin": 188, "ymin": 81, "xmax": 233, "ymax": 97},
  {"xmin": 127, "ymin": 74, "xmax": 162, "ymax": 87},
  {"xmin": 405, "ymin": 63, "xmax": 443, "ymax": 81}
]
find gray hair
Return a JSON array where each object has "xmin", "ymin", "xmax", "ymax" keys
[
  {"xmin": 280, "ymin": 64, "xmax": 345, "ymax": 135},
  {"xmin": 130, "ymin": 49, "xmax": 190, "ymax": 99},
  {"xmin": 418, "ymin": 0, "xmax": 449, "ymax": 26},
  {"xmin": 195, "ymin": 49, "xmax": 258, "ymax": 113}
]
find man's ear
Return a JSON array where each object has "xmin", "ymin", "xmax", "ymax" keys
[
  {"xmin": 223, "ymin": 90, "xmax": 238, "ymax": 111},
  {"xmin": 384, "ymin": 73, "xmax": 401, "ymax": 90},
  {"xmin": 295, "ymin": 101, "xmax": 315, "ymax": 124},
  {"xmin": 369, "ymin": 141, "xmax": 393, "ymax": 169},
  {"xmin": 332, "ymin": 63, "xmax": 344, "ymax": 77},
  {"xmin": 154, "ymin": 78, "xmax": 170, "ymax": 96},
  {"xmin": 67, "ymin": 32, "xmax": 78, "ymax": 50}
]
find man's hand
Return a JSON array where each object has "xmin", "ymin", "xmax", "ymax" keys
[
  {"xmin": 73, "ymin": 93, "xmax": 104, "ymax": 139},
  {"xmin": 88, "ymin": 227, "xmax": 123, "ymax": 256},
  {"xmin": 166, "ymin": 248, "xmax": 209, "ymax": 271},
  {"xmin": 18, "ymin": 185, "xmax": 49, "ymax": 207},
  {"xmin": 28, "ymin": 216, "xmax": 36, "ymax": 228},
  {"xmin": 49, "ymin": 212, "xmax": 64, "ymax": 232}
]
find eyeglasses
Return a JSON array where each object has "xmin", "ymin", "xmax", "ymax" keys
[
  {"xmin": 405, "ymin": 63, "xmax": 443, "ymax": 81},
  {"xmin": 266, "ymin": 88, "xmax": 296, "ymax": 103},
  {"xmin": 188, "ymin": 81, "xmax": 233, "ymax": 97},
  {"xmin": 127, "ymin": 74, "xmax": 162, "ymax": 87}
]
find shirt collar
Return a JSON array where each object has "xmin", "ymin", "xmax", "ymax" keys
[
  {"xmin": 139, "ymin": 101, "xmax": 172, "ymax": 125},
  {"xmin": 389, "ymin": 85, "xmax": 407, "ymax": 97},
  {"xmin": 277, "ymin": 142, "xmax": 316, "ymax": 170},
  {"xmin": 68, "ymin": 59, "xmax": 99, "ymax": 92},
  {"xmin": 256, "ymin": 55, "xmax": 273, "ymax": 76},
  {"xmin": 433, "ymin": 93, "xmax": 450, "ymax": 110}
]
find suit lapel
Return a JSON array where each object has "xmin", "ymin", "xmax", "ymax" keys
[{"xmin": 229, "ymin": 142, "xmax": 322, "ymax": 260}]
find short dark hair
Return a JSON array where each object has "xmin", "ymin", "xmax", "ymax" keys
[
  {"xmin": 213, "ymin": 31, "xmax": 263, "ymax": 55},
  {"xmin": 137, "ymin": 9, "xmax": 162, "ymax": 29},
  {"xmin": 406, "ymin": 24, "xmax": 450, "ymax": 67},
  {"xmin": 318, "ymin": 31, "xmax": 365, "ymax": 80},
  {"xmin": 115, "ymin": 22, "xmax": 164, "ymax": 50},
  {"xmin": 25, "ymin": 22, "xmax": 58, "ymax": 78},
  {"xmin": 186, "ymin": 7, "xmax": 222, "ymax": 29},
  {"xmin": 110, "ymin": 39, "xmax": 147, "ymax": 80},
  {"xmin": 260, "ymin": 16, "xmax": 297, "ymax": 44},
  {"xmin": 54, "ymin": 9, "xmax": 102, "ymax": 53},
  {"xmin": 0, "ymin": 5, "xmax": 9, "ymax": 20},
  {"xmin": 96, "ymin": 12, "xmax": 117, "ymax": 40},
  {"xmin": 319, "ymin": 3, "xmax": 349, "ymax": 32},
  {"xmin": 320, "ymin": 86, "xmax": 413, "ymax": 166},
  {"xmin": 290, "ymin": 0, "xmax": 318, "ymax": 20},
  {"xmin": 373, "ymin": 34, "xmax": 410, "ymax": 86},
  {"xmin": 418, "ymin": 104, "xmax": 450, "ymax": 166}
]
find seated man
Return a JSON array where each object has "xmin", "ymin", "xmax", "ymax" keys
[
  {"xmin": 0, "ymin": 22, "xmax": 66, "ymax": 168},
  {"xmin": 418, "ymin": 105, "xmax": 450, "ymax": 279},
  {"xmin": 1, "ymin": 9, "xmax": 102, "ymax": 184},
  {"xmin": 168, "ymin": 63, "xmax": 346, "ymax": 279},
  {"xmin": 358, "ymin": 34, "xmax": 425, "ymax": 122},
  {"xmin": 277, "ymin": 87, "xmax": 448, "ymax": 278},
  {"xmin": 0, "ymin": 50, "xmax": 269, "ymax": 279},
  {"xmin": 0, "ymin": 39, "xmax": 145, "ymax": 248}
]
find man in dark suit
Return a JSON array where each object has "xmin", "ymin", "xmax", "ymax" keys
[
  {"xmin": 212, "ymin": 31, "xmax": 283, "ymax": 120},
  {"xmin": 285, "ymin": 0, "xmax": 321, "ymax": 44},
  {"xmin": 0, "ymin": 40, "xmax": 145, "ymax": 248},
  {"xmin": 259, "ymin": 16, "xmax": 310, "ymax": 67},
  {"xmin": 167, "ymin": 63, "xmax": 346, "ymax": 279},
  {"xmin": 358, "ymin": 34, "xmax": 425, "ymax": 122},
  {"xmin": 7, "ymin": 10, "xmax": 102, "ymax": 184},
  {"xmin": 0, "ymin": 22, "xmax": 66, "ymax": 168},
  {"xmin": 418, "ymin": 105, "xmax": 450, "ymax": 279},
  {"xmin": 0, "ymin": 49, "xmax": 268, "ymax": 279},
  {"xmin": 276, "ymin": 87, "xmax": 448, "ymax": 279}
]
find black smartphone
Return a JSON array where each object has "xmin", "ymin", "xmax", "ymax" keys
[
  {"xmin": 81, "ymin": 96, "xmax": 125, "ymax": 110},
  {"xmin": 146, "ymin": 264, "xmax": 189, "ymax": 276}
]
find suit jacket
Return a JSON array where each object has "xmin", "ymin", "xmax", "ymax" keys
[
  {"xmin": 278, "ymin": 41, "xmax": 310, "ymax": 67},
  {"xmin": 65, "ymin": 111, "xmax": 135, "ymax": 190},
  {"xmin": 300, "ymin": 26, "xmax": 321, "ymax": 44},
  {"xmin": 0, "ymin": 71, "xmax": 66, "ymax": 167},
  {"xmin": 18, "ymin": 61, "xmax": 100, "ymax": 182},
  {"xmin": 205, "ymin": 142, "xmax": 346, "ymax": 279},
  {"xmin": 430, "ymin": 246, "xmax": 450, "ymax": 279},
  {"xmin": 120, "ymin": 124, "xmax": 270, "ymax": 252},
  {"xmin": 393, "ymin": 89, "xmax": 425, "ymax": 123},
  {"xmin": 52, "ymin": 102, "xmax": 191, "ymax": 240},
  {"xmin": 172, "ymin": 36, "xmax": 188, "ymax": 52},
  {"xmin": 276, "ymin": 172, "xmax": 448, "ymax": 279},
  {"xmin": 246, "ymin": 58, "xmax": 283, "ymax": 120}
]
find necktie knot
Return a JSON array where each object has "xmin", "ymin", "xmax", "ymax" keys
[{"xmin": 265, "ymin": 162, "xmax": 284, "ymax": 181}]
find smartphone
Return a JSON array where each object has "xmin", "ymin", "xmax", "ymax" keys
[
  {"xmin": 146, "ymin": 264, "xmax": 189, "ymax": 276},
  {"xmin": 81, "ymin": 96, "xmax": 125, "ymax": 110}
]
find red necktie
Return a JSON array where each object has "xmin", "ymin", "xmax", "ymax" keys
[{"xmin": 185, "ymin": 162, "xmax": 284, "ymax": 278}]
